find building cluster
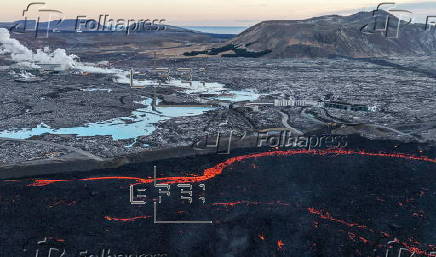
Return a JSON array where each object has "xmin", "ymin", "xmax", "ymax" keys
[{"xmin": 244, "ymin": 98, "xmax": 377, "ymax": 112}]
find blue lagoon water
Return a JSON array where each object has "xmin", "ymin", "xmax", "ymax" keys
[{"xmin": 0, "ymin": 80, "xmax": 260, "ymax": 141}]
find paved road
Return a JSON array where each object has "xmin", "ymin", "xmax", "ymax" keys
[{"xmin": 278, "ymin": 110, "xmax": 304, "ymax": 135}]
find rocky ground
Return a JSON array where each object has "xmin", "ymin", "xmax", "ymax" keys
[
  {"xmin": 0, "ymin": 54, "xmax": 435, "ymax": 166},
  {"xmin": 1, "ymin": 137, "xmax": 435, "ymax": 257}
]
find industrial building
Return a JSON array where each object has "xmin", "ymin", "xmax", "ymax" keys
[{"xmin": 244, "ymin": 98, "xmax": 377, "ymax": 112}]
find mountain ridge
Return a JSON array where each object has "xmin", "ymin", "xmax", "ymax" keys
[{"xmin": 225, "ymin": 10, "xmax": 436, "ymax": 58}]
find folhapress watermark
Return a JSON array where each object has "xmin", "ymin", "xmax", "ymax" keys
[
  {"xmin": 256, "ymin": 132, "xmax": 348, "ymax": 150},
  {"xmin": 79, "ymin": 249, "xmax": 167, "ymax": 257},
  {"xmin": 192, "ymin": 129, "xmax": 349, "ymax": 155},
  {"xmin": 74, "ymin": 16, "xmax": 166, "ymax": 34},
  {"xmin": 9, "ymin": 2, "xmax": 166, "ymax": 38},
  {"xmin": 32, "ymin": 237, "xmax": 167, "ymax": 257},
  {"xmin": 361, "ymin": 2, "xmax": 436, "ymax": 38},
  {"xmin": 384, "ymin": 239, "xmax": 436, "ymax": 257}
]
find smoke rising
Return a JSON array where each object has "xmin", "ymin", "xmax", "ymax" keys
[
  {"xmin": 0, "ymin": 28, "xmax": 127, "ymax": 76},
  {"xmin": 0, "ymin": 28, "xmax": 172, "ymax": 87},
  {"xmin": 0, "ymin": 28, "xmax": 78, "ymax": 70}
]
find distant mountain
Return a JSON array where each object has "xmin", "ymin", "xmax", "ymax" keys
[
  {"xmin": 182, "ymin": 26, "xmax": 248, "ymax": 34},
  {"xmin": 0, "ymin": 19, "xmax": 188, "ymax": 33},
  {"xmin": 0, "ymin": 22, "xmax": 13, "ymax": 27},
  {"xmin": 2, "ymin": 19, "xmax": 99, "ymax": 32},
  {"xmin": 220, "ymin": 11, "xmax": 436, "ymax": 58}
]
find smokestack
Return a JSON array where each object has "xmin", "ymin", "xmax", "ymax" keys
[{"xmin": 130, "ymin": 68, "xmax": 134, "ymax": 87}]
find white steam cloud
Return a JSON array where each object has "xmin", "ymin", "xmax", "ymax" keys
[
  {"xmin": 0, "ymin": 28, "xmax": 78, "ymax": 70},
  {"xmin": 0, "ymin": 28, "xmax": 126, "ymax": 76},
  {"xmin": 0, "ymin": 28, "xmax": 156, "ymax": 86}
]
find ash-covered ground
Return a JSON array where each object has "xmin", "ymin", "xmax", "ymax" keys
[
  {"xmin": 0, "ymin": 53, "xmax": 435, "ymax": 167},
  {"xmin": 1, "ymin": 137, "xmax": 435, "ymax": 257}
]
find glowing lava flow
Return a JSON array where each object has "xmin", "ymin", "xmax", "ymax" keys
[
  {"xmin": 6, "ymin": 149, "xmax": 436, "ymax": 254},
  {"xmin": 307, "ymin": 208, "xmax": 370, "ymax": 230},
  {"xmin": 307, "ymin": 207, "xmax": 436, "ymax": 257},
  {"xmin": 30, "ymin": 177, "xmax": 154, "ymax": 187},
  {"xmin": 26, "ymin": 149, "xmax": 436, "ymax": 187},
  {"xmin": 277, "ymin": 240, "xmax": 285, "ymax": 250},
  {"xmin": 104, "ymin": 216, "xmax": 152, "ymax": 222}
]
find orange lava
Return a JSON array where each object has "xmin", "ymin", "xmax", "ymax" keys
[
  {"xmin": 11, "ymin": 149, "xmax": 436, "ymax": 255},
  {"xmin": 104, "ymin": 216, "xmax": 152, "ymax": 222},
  {"xmin": 307, "ymin": 208, "xmax": 369, "ymax": 230},
  {"xmin": 25, "ymin": 149, "xmax": 436, "ymax": 187},
  {"xmin": 277, "ymin": 240, "xmax": 285, "ymax": 249},
  {"xmin": 347, "ymin": 232, "xmax": 369, "ymax": 244},
  {"xmin": 307, "ymin": 207, "xmax": 436, "ymax": 256}
]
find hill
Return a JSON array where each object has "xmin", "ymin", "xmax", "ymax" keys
[{"xmin": 189, "ymin": 11, "xmax": 436, "ymax": 58}]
